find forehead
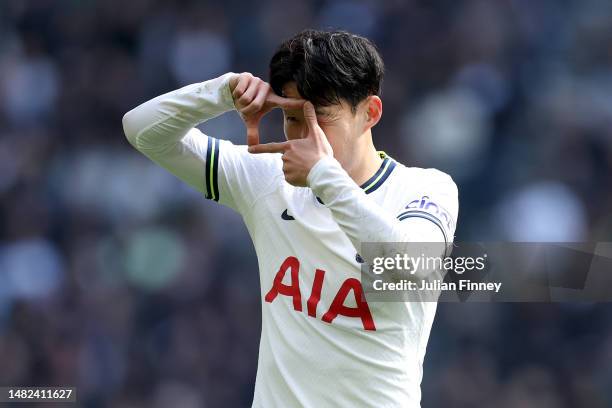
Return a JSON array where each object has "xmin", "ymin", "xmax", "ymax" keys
[
  {"xmin": 281, "ymin": 81, "xmax": 349, "ymax": 116},
  {"xmin": 281, "ymin": 82, "xmax": 301, "ymax": 99}
]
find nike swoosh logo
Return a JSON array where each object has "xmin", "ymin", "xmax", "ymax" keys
[{"xmin": 281, "ymin": 209, "xmax": 295, "ymax": 221}]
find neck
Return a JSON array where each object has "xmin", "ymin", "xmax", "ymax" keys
[{"xmin": 336, "ymin": 130, "xmax": 383, "ymax": 187}]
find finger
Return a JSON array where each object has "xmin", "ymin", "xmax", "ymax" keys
[
  {"xmin": 238, "ymin": 78, "xmax": 259, "ymax": 107},
  {"xmin": 245, "ymin": 119, "xmax": 260, "ymax": 146},
  {"xmin": 228, "ymin": 74, "xmax": 240, "ymax": 93},
  {"xmin": 303, "ymin": 101, "xmax": 319, "ymax": 131},
  {"xmin": 248, "ymin": 142, "xmax": 290, "ymax": 154},
  {"xmin": 241, "ymin": 83, "xmax": 268, "ymax": 116},
  {"xmin": 232, "ymin": 75, "xmax": 252, "ymax": 101},
  {"xmin": 267, "ymin": 93, "xmax": 306, "ymax": 110}
]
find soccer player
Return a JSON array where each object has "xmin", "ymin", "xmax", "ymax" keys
[{"xmin": 123, "ymin": 29, "xmax": 458, "ymax": 408}]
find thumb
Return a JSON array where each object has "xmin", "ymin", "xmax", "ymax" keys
[
  {"xmin": 245, "ymin": 118, "xmax": 260, "ymax": 146},
  {"xmin": 303, "ymin": 101, "xmax": 319, "ymax": 133}
]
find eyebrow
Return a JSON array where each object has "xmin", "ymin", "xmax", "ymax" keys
[
  {"xmin": 283, "ymin": 107, "xmax": 327, "ymax": 115},
  {"xmin": 282, "ymin": 105, "xmax": 331, "ymax": 118}
]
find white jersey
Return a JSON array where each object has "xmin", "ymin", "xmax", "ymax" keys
[{"xmin": 123, "ymin": 73, "xmax": 459, "ymax": 408}]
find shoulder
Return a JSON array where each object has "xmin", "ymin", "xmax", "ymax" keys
[
  {"xmin": 390, "ymin": 160, "xmax": 460, "ymax": 238},
  {"xmin": 213, "ymin": 138, "xmax": 285, "ymax": 209},
  {"xmin": 389, "ymin": 160, "xmax": 459, "ymax": 221},
  {"xmin": 392, "ymin": 160, "xmax": 458, "ymax": 194},
  {"xmin": 218, "ymin": 139, "xmax": 283, "ymax": 173}
]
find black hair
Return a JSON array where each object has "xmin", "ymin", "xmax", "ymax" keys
[{"xmin": 269, "ymin": 29, "xmax": 384, "ymax": 112}]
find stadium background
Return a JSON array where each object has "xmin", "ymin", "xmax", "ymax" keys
[{"xmin": 1, "ymin": 0, "xmax": 612, "ymax": 406}]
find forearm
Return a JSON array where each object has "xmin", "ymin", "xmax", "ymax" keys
[
  {"xmin": 121, "ymin": 73, "xmax": 236, "ymax": 194},
  {"xmin": 308, "ymin": 157, "xmax": 448, "ymax": 264},
  {"xmin": 122, "ymin": 72, "xmax": 235, "ymax": 154}
]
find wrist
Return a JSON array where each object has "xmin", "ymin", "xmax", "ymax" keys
[
  {"xmin": 307, "ymin": 155, "xmax": 341, "ymax": 188},
  {"xmin": 219, "ymin": 72, "xmax": 238, "ymax": 110}
]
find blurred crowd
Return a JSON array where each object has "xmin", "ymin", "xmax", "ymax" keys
[{"xmin": 1, "ymin": 0, "xmax": 612, "ymax": 406}]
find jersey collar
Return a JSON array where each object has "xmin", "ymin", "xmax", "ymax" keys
[
  {"xmin": 360, "ymin": 151, "xmax": 396, "ymax": 194},
  {"xmin": 315, "ymin": 152, "xmax": 396, "ymax": 204}
]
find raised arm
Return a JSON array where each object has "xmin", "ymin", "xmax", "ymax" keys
[
  {"xmin": 122, "ymin": 73, "xmax": 236, "ymax": 195},
  {"xmin": 122, "ymin": 73, "xmax": 305, "ymax": 211},
  {"xmin": 307, "ymin": 156, "xmax": 458, "ymax": 260}
]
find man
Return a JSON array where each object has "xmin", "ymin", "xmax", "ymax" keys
[{"xmin": 123, "ymin": 29, "xmax": 458, "ymax": 407}]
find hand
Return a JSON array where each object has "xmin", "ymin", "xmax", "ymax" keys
[
  {"xmin": 229, "ymin": 72, "xmax": 305, "ymax": 146},
  {"xmin": 248, "ymin": 101, "xmax": 333, "ymax": 187}
]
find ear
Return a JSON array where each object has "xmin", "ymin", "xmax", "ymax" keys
[{"xmin": 362, "ymin": 95, "xmax": 382, "ymax": 132}]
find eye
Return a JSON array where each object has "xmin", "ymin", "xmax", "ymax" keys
[{"xmin": 286, "ymin": 116, "xmax": 298, "ymax": 123}]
